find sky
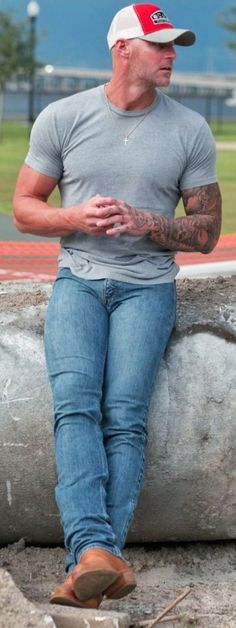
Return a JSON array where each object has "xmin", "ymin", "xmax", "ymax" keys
[{"xmin": 1, "ymin": 0, "xmax": 236, "ymax": 73}]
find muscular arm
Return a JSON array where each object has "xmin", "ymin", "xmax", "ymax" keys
[
  {"xmin": 13, "ymin": 164, "xmax": 64, "ymax": 236},
  {"xmin": 100, "ymin": 182, "xmax": 222, "ymax": 254},
  {"xmin": 13, "ymin": 164, "xmax": 123, "ymax": 238},
  {"xmin": 149, "ymin": 182, "xmax": 222, "ymax": 253},
  {"xmin": 13, "ymin": 165, "xmax": 221, "ymax": 252}
]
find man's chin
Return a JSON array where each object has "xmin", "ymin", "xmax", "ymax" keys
[{"xmin": 155, "ymin": 76, "xmax": 171, "ymax": 88}]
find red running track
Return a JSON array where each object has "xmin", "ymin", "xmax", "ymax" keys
[{"xmin": 0, "ymin": 233, "xmax": 235, "ymax": 282}]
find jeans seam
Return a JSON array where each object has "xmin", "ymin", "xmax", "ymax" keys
[{"xmin": 119, "ymin": 448, "xmax": 146, "ymax": 548}]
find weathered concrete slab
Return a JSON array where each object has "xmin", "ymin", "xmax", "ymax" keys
[
  {"xmin": 44, "ymin": 605, "xmax": 130, "ymax": 628},
  {"xmin": 0, "ymin": 569, "xmax": 130, "ymax": 628},
  {"xmin": 0, "ymin": 277, "xmax": 235, "ymax": 544},
  {"xmin": 0, "ymin": 569, "xmax": 56, "ymax": 628}
]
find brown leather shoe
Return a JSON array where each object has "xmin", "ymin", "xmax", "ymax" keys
[
  {"xmin": 103, "ymin": 554, "xmax": 137, "ymax": 599},
  {"xmin": 71, "ymin": 548, "xmax": 136, "ymax": 601},
  {"xmin": 50, "ymin": 574, "xmax": 102, "ymax": 608}
]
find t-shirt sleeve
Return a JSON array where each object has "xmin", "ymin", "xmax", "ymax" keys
[
  {"xmin": 180, "ymin": 119, "xmax": 217, "ymax": 190},
  {"xmin": 25, "ymin": 104, "xmax": 63, "ymax": 180}
]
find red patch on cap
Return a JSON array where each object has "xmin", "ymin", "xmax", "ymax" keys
[{"xmin": 133, "ymin": 4, "xmax": 174, "ymax": 34}]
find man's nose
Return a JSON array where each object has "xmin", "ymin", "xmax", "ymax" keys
[{"xmin": 165, "ymin": 44, "xmax": 177, "ymax": 58}]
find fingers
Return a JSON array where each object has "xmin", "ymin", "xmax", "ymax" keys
[
  {"xmin": 92, "ymin": 195, "xmax": 121, "ymax": 207},
  {"xmin": 106, "ymin": 224, "xmax": 129, "ymax": 236},
  {"xmin": 86, "ymin": 201, "xmax": 123, "ymax": 220},
  {"xmin": 96, "ymin": 213, "xmax": 125, "ymax": 227},
  {"xmin": 82, "ymin": 196, "xmax": 132, "ymax": 235}
]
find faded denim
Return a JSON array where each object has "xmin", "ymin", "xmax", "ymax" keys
[{"xmin": 44, "ymin": 268, "xmax": 176, "ymax": 572}]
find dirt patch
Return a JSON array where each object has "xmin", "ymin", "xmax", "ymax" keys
[
  {"xmin": 0, "ymin": 277, "xmax": 235, "ymax": 340},
  {"xmin": 0, "ymin": 276, "xmax": 235, "ymax": 312},
  {"xmin": 0, "ymin": 283, "xmax": 50, "ymax": 311},
  {"xmin": 0, "ymin": 540, "xmax": 235, "ymax": 626},
  {"xmin": 176, "ymin": 276, "xmax": 236, "ymax": 341}
]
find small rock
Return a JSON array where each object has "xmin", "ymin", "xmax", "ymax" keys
[{"xmin": 9, "ymin": 538, "xmax": 26, "ymax": 553}]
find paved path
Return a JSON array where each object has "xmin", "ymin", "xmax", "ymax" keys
[
  {"xmin": 0, "ymin": 233, "xmax": 235, "ymax": 282},
  {"xmin": 216, "ymin": 141, "xmax": 236, "ymax": 150}
]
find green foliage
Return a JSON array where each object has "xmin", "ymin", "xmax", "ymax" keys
[
  {"xmin": 218, "ymin": 5, "xmax": 236, "ymax": 56},
  {"xmin": 0, "ymin": 10, "xmax": 36, "ymax": 90}
]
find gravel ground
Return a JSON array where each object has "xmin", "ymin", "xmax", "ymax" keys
[{"xmin": 0, "ymin": 540, "xmax": 236, "ymax": 627}]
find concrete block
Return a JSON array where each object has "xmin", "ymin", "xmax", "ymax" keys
[
  {"xmin": 0, "ymin": 569, "xmax": 130, "ymax": 628},
  {"xmin": 0, "ymin": 277, "xmax": 235, "ymax": 544},
  {"xmin": 44, "ymin": 605, "xmax": 130, "ymax": 628},
  {"xmin": 0, "ymin": 569, "xmax": 56, "ymax": 628}
]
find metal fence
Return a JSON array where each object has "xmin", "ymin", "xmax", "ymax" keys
[{"xmin": 4, "ymin": 68, "xmax": 236, "ymax": 124}]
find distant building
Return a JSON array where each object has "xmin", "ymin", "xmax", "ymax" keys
[{"xmin": 4, "ymin": 66, "xmax": 236, "ymax": 122}]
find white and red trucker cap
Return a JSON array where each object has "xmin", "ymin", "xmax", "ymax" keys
[{"xmin": 107, "ymin": 4, "xmax": 196, "ymax": 49}]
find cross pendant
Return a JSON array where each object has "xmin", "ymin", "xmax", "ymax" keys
[{"xmin": 124, "ymin": 137, "xmax": 128, "ymax": 145}]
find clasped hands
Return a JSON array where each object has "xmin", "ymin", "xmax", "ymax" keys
[{"xmin": 77, "ymin": 194, "xmax": 153, "ymax": 236}]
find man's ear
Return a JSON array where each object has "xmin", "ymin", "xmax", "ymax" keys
[{"xmin": 114, "ymin": 39, "xmax": 130, "ymax": 58}]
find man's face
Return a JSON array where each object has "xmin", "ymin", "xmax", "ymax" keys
[{"xmin": 127, "ymin": 39, "xmax": 177, "ymax": 88}]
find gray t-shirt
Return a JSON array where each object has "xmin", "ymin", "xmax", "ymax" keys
[{"xmin": 25, "ymin": 85, "xmax": 217, "ymax": 284}]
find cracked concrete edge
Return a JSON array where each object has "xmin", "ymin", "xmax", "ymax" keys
[
  {"xmin": 0, "ymin": 569, "xmax": 56, "ymax": 628},
  {"xmin": 41, "ymin": 604, "xmax": 131, "ymax": 628},
  {"xmin": 178, "ymin": 260, "xmax": 236, "ymax": 279},
  {"xmin": 0, "ymin": 568, "xmax": 130, "ymax": 628}
]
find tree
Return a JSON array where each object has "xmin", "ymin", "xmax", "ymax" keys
[
  {"xmin": 219, "ymin": 5, "xmax": 236, "ymax": 56},
  {"xmin": 0, "ymin": 10, "xmax": 40, "ymax": 135},
  {"xmin": 0, "ymin": 10, "xmax": 36, "ymax": 90}
]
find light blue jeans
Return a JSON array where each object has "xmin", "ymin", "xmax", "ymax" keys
[{"xmin": 44, "ymin": 268, "xmax": 176, "ymax": 573}]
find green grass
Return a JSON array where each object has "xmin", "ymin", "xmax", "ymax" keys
[
  {"xmin": 216, "ymin": 150, "xmax": 236, "ymax": 234},
  {"xmin": 0, "ymin": 120, "xmax": 236, "ymax": 233},
  {"xmin": 0, "ymin": 122, "xmax": 29, "ymax": 214},
  {"xmin": 210, "ymin": 121, "xmax": 236, "ymax": 142},
  {"xmin": 0, "ymin": 121, "xmax": 60, "ymax": 214}
]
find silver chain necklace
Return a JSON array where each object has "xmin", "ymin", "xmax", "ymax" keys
[{"xmin": 104, "ymin": 86, "xmax": 153, "ymax": 145}]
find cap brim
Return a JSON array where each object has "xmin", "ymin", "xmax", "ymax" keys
[{"xmin": 140, "ymin": 28, "xmax": 196, "ymax": 47}]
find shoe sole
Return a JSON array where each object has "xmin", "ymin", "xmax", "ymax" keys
[
  {"xmin": 73, "ymin": 569, "xmax": 118, "ymax": 601},
  {"xmin": 104, "ymin": 572, "xmax": 137, "ymax": 599},
  {"xmin": 50, "ymin": 594, "xmax": 83, "ymax": 608}
]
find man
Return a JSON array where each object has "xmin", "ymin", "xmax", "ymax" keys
[{"xmin": 13, "ymin": 3, "xmax": 221, "ymax": 609}]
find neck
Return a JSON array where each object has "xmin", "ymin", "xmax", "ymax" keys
[{"xmin": 105, "ymin": 77, "xmax": 157, "ymax": 111}]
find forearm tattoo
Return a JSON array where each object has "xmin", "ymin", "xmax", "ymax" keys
[{"xmin": 148, "ymin": 183, "xmax": 222, "ymax": 252}]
